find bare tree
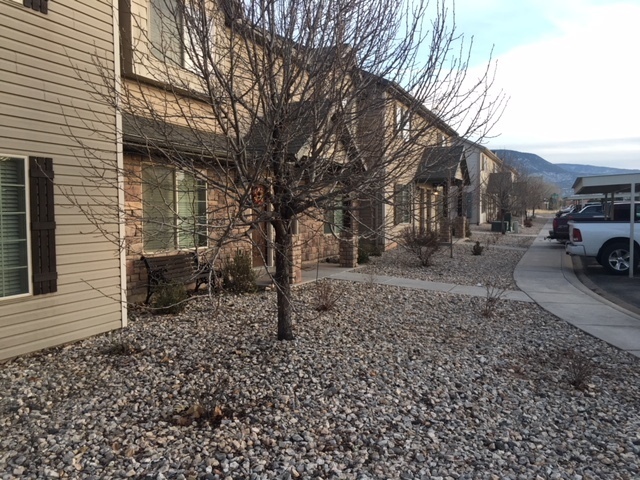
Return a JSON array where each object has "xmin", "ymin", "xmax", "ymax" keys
[
  {"xmin": 514, "ymin": 174, "xmax": 556, "ymax": 218},
  {"xmin": 485, "ymin": 168, "xmax": 516, "ymax": 234},
  {"xmin": 73, "ymin": 0, "xmax": 505, "ymax": 340}
]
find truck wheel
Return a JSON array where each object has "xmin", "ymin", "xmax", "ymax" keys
[{"xmin": 600, "ymin": 242, "xmax": 638, "ymax": 275}]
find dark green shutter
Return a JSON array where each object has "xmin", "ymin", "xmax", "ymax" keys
[{"xmin": 29, "ymin": 157, "xmax": 57, "ymax": 295}]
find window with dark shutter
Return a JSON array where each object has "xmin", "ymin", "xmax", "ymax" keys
[
  {"xmin": 29, "ymin": 157, "xmax": 57, "ymax": 295},
  {"xmin": 23, "ymin": 0, "xmax": 49, "ymax": 14}
]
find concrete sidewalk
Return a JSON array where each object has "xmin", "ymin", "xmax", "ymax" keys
[
  {"xmin": 258, "ymin": 261, "xmax": 531, "ymax": 302},
  {"xmin": 514, "ymin": 219, "xmax": 640, "ymax": 358},
  {"xmin": 259, "ymin": 217, "xmax": 640, "ymax": 357}
]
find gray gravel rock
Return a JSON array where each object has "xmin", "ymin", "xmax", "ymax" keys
[{"xmin": 1, "ymin": 218, "xmax": 638, "ymax": 479}]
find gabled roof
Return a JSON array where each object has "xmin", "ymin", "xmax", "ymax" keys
[
  {"xmin": 361, "ymin": 71, "xmax": 458, "ymax": 138},
  {"xmin": 416, "ymin": 146, "xmax": 469, "ymax": 184},
  {"xmin": 457, "ymin": 138, "xmax": 503, "ymax": 164}
]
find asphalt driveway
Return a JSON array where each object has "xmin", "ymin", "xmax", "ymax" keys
[{"xmin": 572, "ymin": 256, "xmax": 640, "ymax": 316}]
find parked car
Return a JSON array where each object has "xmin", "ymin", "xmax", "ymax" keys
[
  {"xmin": 548, "ymin": 204, "xmax": 605, "ymax": 242},
  {"xmin": 565, "ymin": 204, "xmax": 640, "ymax": 275}
]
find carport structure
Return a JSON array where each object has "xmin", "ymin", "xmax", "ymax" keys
[{"xmin": 572, "ymin": 173, "xmax": 640, "ymax": 278}]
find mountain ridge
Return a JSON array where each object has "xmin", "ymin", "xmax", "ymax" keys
[{"xmin": 492, "ymin": 149, "xmax": 640, "ymax": 195}]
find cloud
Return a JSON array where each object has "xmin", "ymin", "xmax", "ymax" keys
[{"xmin": 479, "ymin": 1, "xmax": 640, "ymax": 168}]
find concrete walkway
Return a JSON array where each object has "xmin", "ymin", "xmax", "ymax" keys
[
  {"xmin": 259, "ymin": 218, "xmax": 640, "ymax": 357},
  {"xmin": 514, "ymin": 219, "xmax": 640, "ymax": 358},
  {"xmin": 258, "ymin": 262, "xmax": 531, "ymax": 302}
]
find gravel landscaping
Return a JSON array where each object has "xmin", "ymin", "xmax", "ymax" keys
[{"xmin": 2, "ymin": 216, "xmax": 640, "ymax": 480}]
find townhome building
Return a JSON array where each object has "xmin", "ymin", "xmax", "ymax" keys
[
  {"xmin": 460, "ymin": 139, "xmax": 504, "ymax": 225},
  {"xmin": 119, "ymin": 0, "xmax": 367, "ymax": 300},
  {"xmin": 0, "ymin": 0, "xmax": 125, "ymax": 360},
  {"xmin": 357, "ymin": 75, "xmax": 465, "ymax": 251}
]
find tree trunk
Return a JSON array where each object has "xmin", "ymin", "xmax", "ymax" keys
[{"xmin": 273, "ymin": 218, "xmax": 294, "ymax": 340}]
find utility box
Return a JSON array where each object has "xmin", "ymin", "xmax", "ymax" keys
[{"xmin": 491, "ymin": 221, "xmax": 508, "ymax": 232}]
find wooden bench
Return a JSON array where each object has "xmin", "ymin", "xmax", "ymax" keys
[{"xmin": 142, "ymin": 252, "xmax": 215, "ymax": 304}]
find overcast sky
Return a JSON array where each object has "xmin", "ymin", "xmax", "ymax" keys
[{"xmin": 450, "ymin": 0, "xmax": 640, "ymax": 169}]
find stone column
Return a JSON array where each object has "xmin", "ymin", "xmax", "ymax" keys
[
  {"xmin": 288, "ymin": 235, "xmax": 302, "ymax": 284},
  {"xmin": 339, "ymin": 201, "xmax": 359, "ymax": 267},
  {"xmin": 453, "ymin": 216, "xmax": 467, "ymax": 239},
  {"xmin": 439, "ymin": 218, "xmax": 452, "ymax": 243}
]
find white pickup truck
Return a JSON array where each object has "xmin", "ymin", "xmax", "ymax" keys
[{"xmin": 565, "ymin": 213, "xmax": 639, "ymax": 274}]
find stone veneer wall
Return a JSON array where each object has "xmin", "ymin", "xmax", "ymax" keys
[
  {"xmin": 297, "ymin": 211, "xmax": 341, "ymax": 264},
  {"xmin": 124, "ymin": 155, "xmax": 252, "ymax": 302}
]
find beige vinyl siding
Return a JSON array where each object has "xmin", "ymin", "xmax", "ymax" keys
[{"xmin": 0, "ymin": 0, "xmax": 124, "ymax": 361}]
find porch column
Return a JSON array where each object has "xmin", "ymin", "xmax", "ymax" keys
[
  {"xmin": 453, "ymin": 216, "xmax": 468, "ymax": 238},
  {"xmin": 439, "ymin": 218, "xmax": 452, "ymax": 243},
  {"xmin": 339, "ymin": 200, "xmax": 359, "ymax": 267},
  {"xmin": 288, "ymin": 233, "xmax": 302, "ymax": 284}
]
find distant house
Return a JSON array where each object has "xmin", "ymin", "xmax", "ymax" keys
[
  {"xmin": 460, "ymin": 139, "xmax": 504, "ymax": 225},
  {"xmin": 0, "ymin": 0, "xmax": 125, "ymax": 360}
]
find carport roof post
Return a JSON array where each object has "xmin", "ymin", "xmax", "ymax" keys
[{"xmin": 572, "ymin": 173, "xmax": 640, "ymax": 278}]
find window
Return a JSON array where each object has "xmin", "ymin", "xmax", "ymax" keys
[
  {"xmin": 324, "ymin": 199, "xmax": 345, "ymax": 235},
  {"xmin": 395, "ymin": 105, "xmax": 411, "ymax": 140},
  {"xmin": 1, "ymin": 156, "xmax": 29, "ymax": 298},
  {"xmin": 150, "ymin": 0, "xmax": 184, "ymax": 66},
  {"xmin": 394, "ymin": 184, "xmax": 412, "ymax": 225},
  {"xmin": 23, "ymin": 0, "xmax": 48, "ymax": 14},
  {"xmin": 1, "ymin": 155, "xmax": 57, "ymax": 299},
  {"xmin": 149, "ymin": 0, "xmax": 212, "ymax": 72},
  {"xmin": 142, "ymin": 165, "xmax": 207, "ymax": 251}
]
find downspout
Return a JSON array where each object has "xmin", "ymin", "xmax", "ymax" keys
[{"xmin": 113, "ymin": 0, "xmax": 128, "ymax": 326}]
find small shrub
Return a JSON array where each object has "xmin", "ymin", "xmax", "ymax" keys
[
  {"xmin": 357, "ymin": 245, "xmax": 370, "ymax": 264},
  {"xmin": 365, "ymin": 265, "xmax": 379, "ymax": 289},
  {"xmin": 471, "ymin": 241, "xmax": 484, "ymax": 256},
  {"xmin": 223, "ymin": 250, "xmax": 257, "ymax": 293},
  {"xmin": 173, "ymin": 376, "xmax": 232, "ymax": 427},
  {"xmin": 102, "ymin": 335, "xmax": 138, "ymax": 356},
  {"xmin": 524, "ymin": 218, "xmax": 533, "ymax": 228},
  {"xmin": 315, "ymin": 279, "xmax": 339, "ymax": 311},
  {"xmin": 482, "ymin": 282, "xmax": 506, "ymax": 317},
  {"xmin": 400, "ymin": 227, "xmax": 440, "ymax": 267},
  {"xmin": 564, "ymin": 349, "xmax": 594, "ymax": 389},
  {"xmin": 152, "ymin": 282, "xmax": 188, "ymax": 314}
]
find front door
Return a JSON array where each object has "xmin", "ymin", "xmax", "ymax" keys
[{"xmin": 252, "ymin": 221, "xmax": 269, "ymax": 267}]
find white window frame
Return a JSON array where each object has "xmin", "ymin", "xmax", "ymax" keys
[
  {"xmin": 0, "ymin": 154, "xmax": 32, "ymax": 300},
  {"xmin": 396, "ymin": 105, "xmax": 411, "ymax": 140}
]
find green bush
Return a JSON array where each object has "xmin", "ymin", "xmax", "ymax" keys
[
  {"xmin": 152, "ymin": 282, "xmax": 188, "ymax": 314},
  {"xmin": 223, "ymin": 250, "xmax": 257, "ymax": 293}
]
